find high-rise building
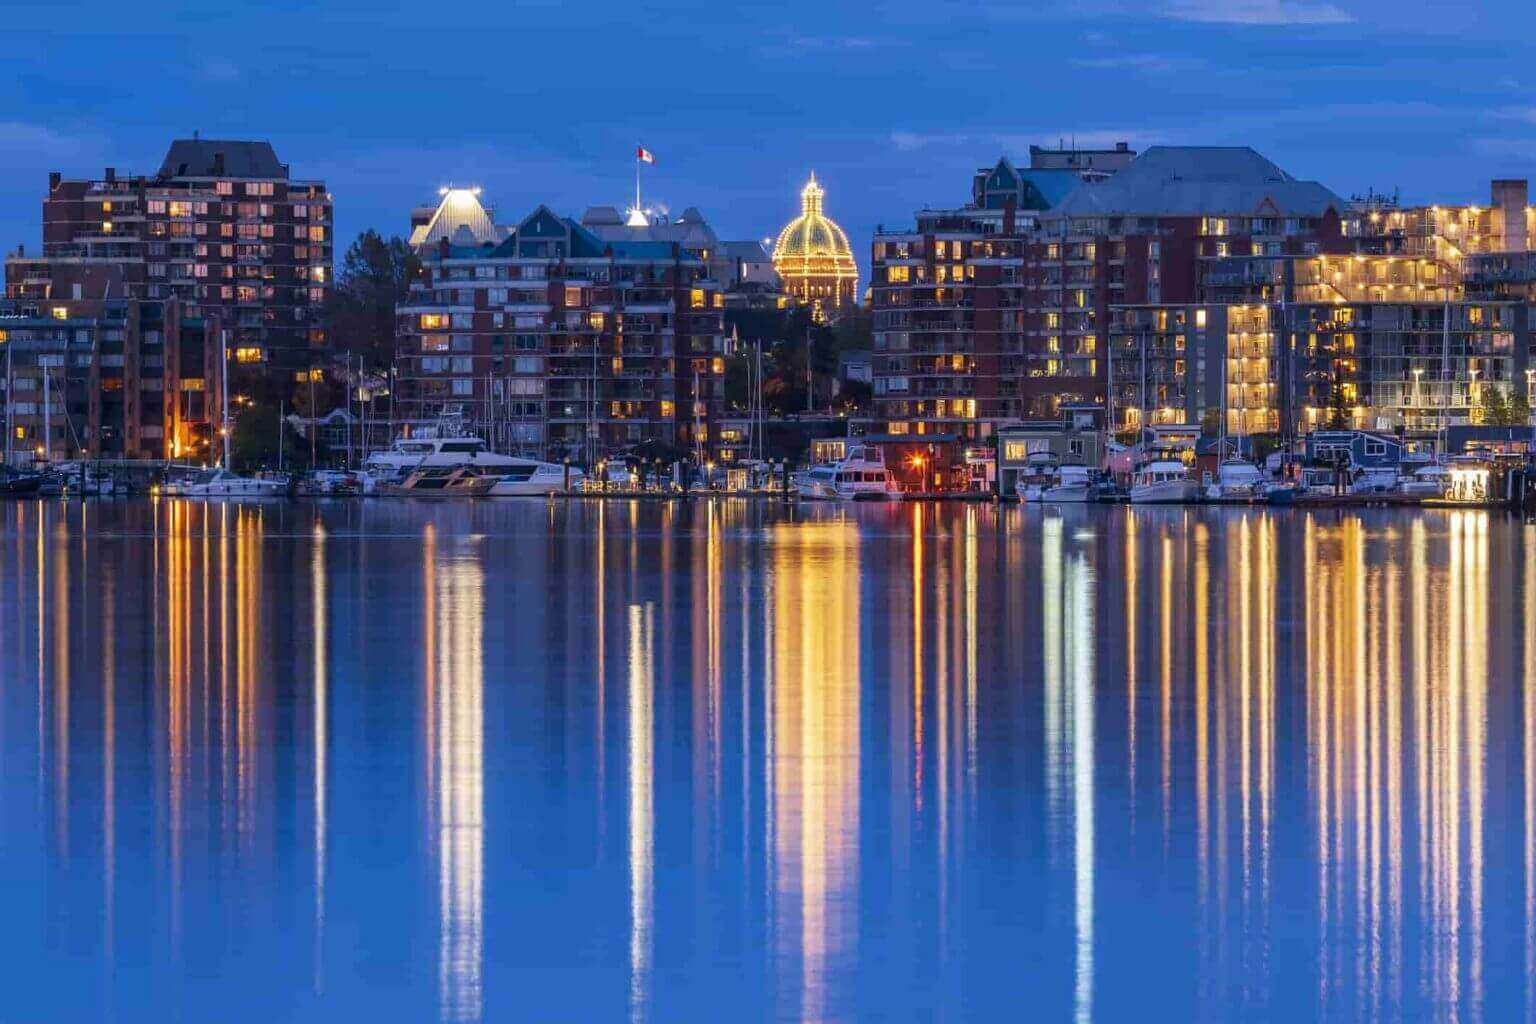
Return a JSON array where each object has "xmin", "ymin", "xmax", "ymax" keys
[
  {"xmin": 1108, "ymin": 177, "xmax": 1536, "ymax": 440},
  {"xmin": 396, "ymin": 189, "xmax": 727, "ymax": 463},
  {"xmin": 4, "ymin": 137, "xmax": 332, "ymax": 379},
  {"xmin": 869, "ymin": 145, "xmax": 1348, "ymax": 440},
  {"xmin": 771, "ymin": 174, "xmax": 858, "ymax": 318}
]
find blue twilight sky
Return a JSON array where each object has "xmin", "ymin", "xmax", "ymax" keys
[{"xmin": 4, "ymin": 0, "xmax": 1536, "ymax": 278}]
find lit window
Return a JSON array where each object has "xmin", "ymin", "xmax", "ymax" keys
[
  {"xmin": 564, "ymin": 286, "xmax": 583, "ymax": 306},
  {"xmin": 102, "ymin": 221, "xmax": 113, "ymax": 233},
  {"xmin": 51, "ymin": 307, "xmax": 68, "ymax": 321},
  {"xmin": 234, "ymin": 347, "xmax": 265, "ymax": 363},
  {"xmin": 690, "ymin": 289, "xmax": 705, "ymax": 309},
  {"xmin": 420, "ymin": 314, "xmax": 447, "ymax": 330}
]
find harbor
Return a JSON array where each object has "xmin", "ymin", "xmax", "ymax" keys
[{"xmin": 1, "ymin": 495, "xmax": 1531, "ymax": 1022}]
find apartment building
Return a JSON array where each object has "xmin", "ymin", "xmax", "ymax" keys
[
  {"xmin": 396, "ymin": 189, "xmax": 727, "ymax": 462},
  {"xmin": 0, "ymin": 294, "xmax": 224, "ymax": 464},
  {"xmin": 4, "ymin": 138, "xmax": 331, "ymax": 378},
  {"xmin": 1109, "ymin": 179, "xmax": 1536, "ymax": 440},
  {"xmin": 868, "ymin": 145, "xmax": 1344, "ymax": 439}
]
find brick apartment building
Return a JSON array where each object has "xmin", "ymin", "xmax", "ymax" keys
[
  {"xmin": 395, "ymin": 188, "xmax": 727, "ymax": 463},
  {"xmin": 5, "ymin": 137, "xmax": 332, "ymax": 379},
  {"xmin": 0, "ymin": 294, "xmax": 224, "ymax": 464},
  {"xmin": 869, "ymin": 145, "xmax": 1350, "ymax": 441}
]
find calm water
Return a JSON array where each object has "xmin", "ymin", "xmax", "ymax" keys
[{"xmin": 1, "ymin": 498, "xmax": 1533, "ymax": 1022}]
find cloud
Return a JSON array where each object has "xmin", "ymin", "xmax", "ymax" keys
[
  {"xmin": 1161, "ymin": 0, "xmax": 1354, "ymax": 24},
  {"xmin": 200, "ymin": 58, "xmax": 241, "ymax": 82},
  {"xmin": 892, "ymin": 128, "xmax": 1159, "ymax": 155},
  {"xmin": 1468, "ymin": 136, "xmax": 1536, "ymax": 162},
  {"xmin": 760, "ymin": 34, "xmax": 891, "ymax": 58},
  {"xmin": 891, "ymin": 131, "xmax": 973, "ymax": 152},
  {"xmin": 1071, "ymin": 53, "xmax": 1199, "ymax": 74},
  {"xmin": 0, "ymin": 122, "xmax": 103, "ymax": 169},
  {"xmin": 1491, "ymin": 106, "xmax": 1536, "ymax": 125}
]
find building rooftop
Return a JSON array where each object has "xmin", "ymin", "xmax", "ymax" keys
[
  {"xmin": 1046, "ymin": 145, "xmax": 1343, "ymax": 218},
  {"xmin": 157, "ymin": 139, "xmax": 286, "ymax": 179},
  {"xmin": 409, "ymin": 188, "xmax": 503, "ymax": 250}
]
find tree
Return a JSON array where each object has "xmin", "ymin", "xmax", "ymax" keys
[
  {"xmin": 1479, "ymin": 385, "xmax": 1532, "ymax": 426},
  {"xmin": 229, "ymin": 401, "xmax": 306, "ymax": 472},
  {"xmin": 325, "ymin": 230, "xmax": 420, "ymax": 368}
]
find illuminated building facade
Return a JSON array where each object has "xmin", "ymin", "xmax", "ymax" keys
[
  {"xmin": 0, "ymin": 296, "xmax": 224, "ymax": 463},
  {"xmin": 1110, "ymin": 293, "xmax": 1531, "ymax": 439},
  {"xmin": 869, "ymin": 145, "xmax": 1344, "ymax": 440},
  {"xmin": 771, "ymin": 175, "xmax": 857, "ymax": 317},
  {"xmin": 397, "ymin": 189, "xmax": 727, "ymax": 462},
  {"xmin": 4, "ymin": 138, "xmax": 330, "ymax": 380}
]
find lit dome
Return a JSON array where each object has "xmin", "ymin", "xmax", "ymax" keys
[{"xmin": 772, "ymin": 174, "xmax": 858, "ymax": 308}]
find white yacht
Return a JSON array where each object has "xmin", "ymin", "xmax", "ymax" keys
[
  {"xmin": 1205, "ymin": 459, "xmax": 1266, "ymax": 501},
  {"xmin": 1130, "ymin": 459, "xmax": 1201, "ymax": 504},
  {"xmin": 1015, "ymin": 452, "xmax": 1061, "ymax": 503},
  {"xmin": 361, "ymin": 428, "xmax": 571, "ymax": 496},
  {"xmin": 167, "ymin": 468, "xmax": 288, "ymax": 498},
  {"xmin": 489, "ymin": 459, "xmax": 583, "ymax": 496},
  {"xmin": 375, "ymin": 465, "xmax": 496, "ymax": 498},
  {"xmin": 1399, "ymin": 462, "xmax": 1450, "ymax": 498},
  {"xmin": 1042, "ymin": 463, "xmax": 1094, "ymax": 503},
  {"xmin": 795, "ymin": 445, "xmax": 900, "ymax": 501}
]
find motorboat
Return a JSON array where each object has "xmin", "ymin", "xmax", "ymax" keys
[
  {"xmin": 1130, "ymin": 459, "xmax": 1201, "ymax": 504},
  {"xmin": 1348, "ymin": 465, "xmax": 1398, "ymax": 495},
  {"xmin": 296, "ymin": 470, "xmax": 364, "ymax": 497},
  {"xmin": 1398, "ymin": 462, "xmax": 1451, "ymax": 498},
  {"xmin": 170, "ymin": 468, "xmax": 289, "ymax": 498},
  {"xmin": 488, "ymin": 459, "xmax": 581, "ymax": 496},
  {"xmin": 0, "ymin": 467, "xmax": 44, "ymax": 497},
  {"xmin": 601, "ymin": 462, "xmax": 639, "ymax": 490},
  {"xmin": 795, "ymin": 445, "xmax": 900, "ymax": 501},
  {"xmin": 1015, "ymin": 452, "xmax": 1061, "ymax": 502},
  {"xmin": 362, "ymin": 420, "xmax": 551, "ymax": 482},
  {"xmin": 375, "ymin": 465, "xmax": 495, "ymax": 497},
  {"xmin": 1205, "ymin": 458, "xmax": 1267, "ymax": 501},
  {"xmin": 1041, "ymin": 463, "xmax": 1094, "ymax": 502}
]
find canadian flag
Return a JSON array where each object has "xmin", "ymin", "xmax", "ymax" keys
[{"xmin": 636, "ymin": 146, "xmax": 656, "ymax": 164}]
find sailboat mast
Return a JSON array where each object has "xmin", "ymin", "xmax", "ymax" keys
[{"xmin": 220, "ymin": 328, "xmax": 232, "ymax": 469}]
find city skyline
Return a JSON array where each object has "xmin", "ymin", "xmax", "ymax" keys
[{"xmin": 5, "ymin": 1, "xmax": 1536, "ymax": 279}]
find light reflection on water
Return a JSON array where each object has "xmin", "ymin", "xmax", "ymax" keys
[{"xmin": 0, "ymin": 499, "xmax": 1532, "ymax": 1022}]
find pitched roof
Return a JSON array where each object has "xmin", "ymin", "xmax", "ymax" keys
[
  {"xmin": 157, "ymin": 139, "xmax": 285, "ymax": 179},
  {"xmin": 409, "ymin": 189, "xmax": 502, "ymax": 249},
  {"xmin": 1045, "ymin": 146, "xmax": 1342, "ymax": 219}
]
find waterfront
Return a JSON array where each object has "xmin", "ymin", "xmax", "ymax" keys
[{"xmin": 0, "ymin": 499, "xmax": 1532, "ymax": 1022}]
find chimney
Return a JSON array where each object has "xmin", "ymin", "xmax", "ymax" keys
[
  {"xmin": 105, "ymin": 167, "xmax": 115, "ymax": 183},
  {"xmin": 1116, "ymin": 142, "xmax": 1129, "ymax": 152},
  {"xmin": 48, "ymin": 172, "xmax": 60, "ymax": 192},
  {"xmin": 1492, "ymin": 178, "xmax": 1529, "ymax": 252}
]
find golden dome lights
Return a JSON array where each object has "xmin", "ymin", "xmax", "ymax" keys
[{"xmin": 772, "ymin": 173, "xmax": 858, "ymax": 318}]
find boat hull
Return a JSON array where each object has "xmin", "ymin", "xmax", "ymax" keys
[{"xmin": 1130, "ymin": 481, "xmax": 1202, "ymax": 504}]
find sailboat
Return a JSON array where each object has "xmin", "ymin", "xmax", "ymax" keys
[
  {"xmin": 1205, "ymin": 336, "xmax": 1265, "ymax": 501},
  {"xmin": 168, "ymin": 332, "xmax": 287, "ymax": 498}
]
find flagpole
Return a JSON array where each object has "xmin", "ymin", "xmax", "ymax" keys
[{"xmin": 634, "ymin": 146, "xmax": 641, "ymax": 214}]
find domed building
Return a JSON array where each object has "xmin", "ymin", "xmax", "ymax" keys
[{"xmin": 772, "ymin": 173, "xmax": 858, "ymax": 318}]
